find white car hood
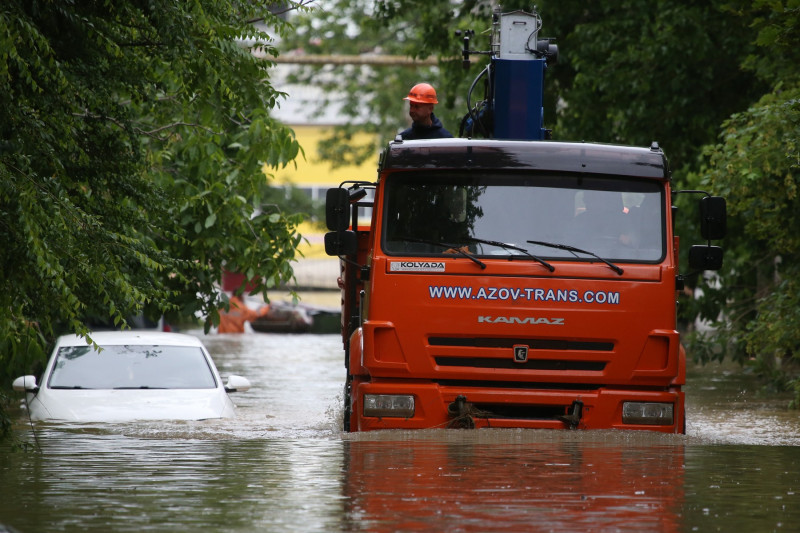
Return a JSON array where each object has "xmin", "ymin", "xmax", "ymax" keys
[{"xmin": 27, "ymin": 388, "xmax": 236, "ymax": 422}]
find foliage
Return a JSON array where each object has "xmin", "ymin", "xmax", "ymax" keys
[
  {"xmin": 281, "ymin": 0, "xmax": 764, "ymax": 170},
  {"xmin": 693, "ymin": 88, "xmax": 800, "ymax": 397},
  {"xmin": 261, "ymin": 181, "xmax": 325, "ymax": 229},
  {"xmin": 277, "ymin": 0, "xmax": 454, "ymax": 167},
  {"xmin": 0, "ymin": 1, "xmax": 305, "ymax": 438},
  {"xmin": 680, "ymin": 0, "xmax": 800, "ymax": 401},
  {"xmin": 542, "ymin": 1, "xmax": 767, "ymax": 167}
]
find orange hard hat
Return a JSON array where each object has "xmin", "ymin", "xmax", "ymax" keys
[{"xmin": 404, "ymin": 83, "xmax": 438, "ymax": 104}]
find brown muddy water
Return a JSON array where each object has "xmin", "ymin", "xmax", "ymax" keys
[{"xmin": 2, "ymin": 331, "xmax": 799, "ymax": 532}]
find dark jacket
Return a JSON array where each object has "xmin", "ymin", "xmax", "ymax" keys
[{"xmin": 399, "ymin": 114, "xmax": 454, "ymax": 140}]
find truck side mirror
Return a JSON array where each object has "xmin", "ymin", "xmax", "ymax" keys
[
  {"xmin": 689, "ymin": 245, "xmax": 723, "ymax": 271},
  {"xmin": 325, "ymin": 230, "xmax": 358, "ymax": 256},
  {"xmin": 326, "ymin": 188, "xmax": 350, "ymax": 231},
  {"xmin": 700, "ymin": 196, "xmax": 726, "ymax": 240}
]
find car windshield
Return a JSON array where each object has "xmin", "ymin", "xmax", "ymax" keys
[
  {"xmin": 382, "ymin": 172, "xmax": 664, "ymax": 262},
  {"xmin": 48, "ymin": 344, "xmax": 217, "ymax": 390}
]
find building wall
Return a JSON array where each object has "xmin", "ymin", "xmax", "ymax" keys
[
  {"xmin": 268, "ymin": 124, "xmax": 379, "ymax": 289},
  {"xmin": 271, "ymin": 124, "xmax": 379, "ymax": 187}
]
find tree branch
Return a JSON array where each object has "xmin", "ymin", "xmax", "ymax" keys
[
  {"xmin": 73, "ymin": 111, "xmax": 222, "ymax": 140},
  {"xmin": 141, "ymin": 122, "xmax": 222, "ymax": 137},
  {"xmin": 245, "ymin": 0, "xmax": 317, "ymax": 22}
]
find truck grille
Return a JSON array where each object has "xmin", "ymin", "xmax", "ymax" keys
[
  {"xmin": 430, "ymin": 337, "xmax": 610, "ymax": 372},
  {"xmin": 435, "ymin": 357, "xmax": 605, "ymax": 371},
  {"xmin": 437, "ymin": 379, "xmax": 601, "ymax": 391},
  {"xmin": 429, "ymin": 337, "xmax": 613, "ymax": 351}
]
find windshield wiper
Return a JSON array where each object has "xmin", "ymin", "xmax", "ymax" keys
[
  {"xmin": 466, "ymin": 237, "xmax": 554, "ymax": 272},
  {"xmin": 113, "ymin": 386, "xmax": 166, "ymax": 389},
  {"xmin": 399, "ymin": 237, "xmax": 486, "ymax": 269},
  {"xmin": 526, "ymin": 240, "xmax": 624, "ymax": 275}
]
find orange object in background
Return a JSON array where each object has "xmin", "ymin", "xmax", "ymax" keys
[
  {"xmin": 218, "ymin": 295, "xmax": 268, "ymax": 334},
  {"xmin": 222, "ymin": 270, "xmax": 259, "ymax": 293}
]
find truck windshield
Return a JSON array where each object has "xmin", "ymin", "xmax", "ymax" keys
[{"xmin": 382, "ymin": 172, "xmax": 664, "ymax": 262}]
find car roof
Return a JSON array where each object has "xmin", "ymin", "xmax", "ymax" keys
[{"xmin": 55, "ymin": 331, "xmax": 205, "ymax": 348}]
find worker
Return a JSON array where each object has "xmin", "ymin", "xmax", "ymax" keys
[
  {"xmin": 218, "ymin": 294, "xmax": 269, "ymax": 334},
  {"xmin": 572, "ymin": 190, "xmax": 633, "ymax": 247},
  {"xmin": 400, "ymin": 83, "xmax": 454, "ymax": 140}
]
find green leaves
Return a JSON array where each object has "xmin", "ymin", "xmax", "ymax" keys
[
  {"xmin": 682, "ymin": 1, "xmax": 800, "ymax": 401},
  {"xmin": 694, "ymin": 86, "xmax": 800, "ymax": 383}
]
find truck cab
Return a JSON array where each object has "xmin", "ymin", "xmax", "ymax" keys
[{"xmin": 326, "ymin": 138, "xmax": 725, "ymax": 433}]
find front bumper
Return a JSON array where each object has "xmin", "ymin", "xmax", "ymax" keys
[{"xmin": 351, "ymin": 380, "xmax": 684, "ymax": 433}]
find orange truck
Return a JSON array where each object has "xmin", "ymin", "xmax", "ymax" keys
[
  {"xmin": 325, "ymin": 139, "xmax": 726, "ymax": 433},
  {"xmin": 324, "ymin": 9, "xmax": 726, "ymax": 433}
]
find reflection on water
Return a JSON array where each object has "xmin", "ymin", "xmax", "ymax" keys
[
  {"xmin": 0, "ymin": 431, "xmax": 347, "ymax": 532},
  {"xmin": 2, "ymin": 332, "xmax": 800, "ymax": 532},
  {"xmin": 342, "ymin": 432, "xmax": 685, "ymax": 532}
]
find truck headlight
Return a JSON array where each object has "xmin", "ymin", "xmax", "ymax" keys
[
  {"xmin": 622, "ymin": 402, "xmax": 674, "ymax": 425},
  {"xmin": 363, "ymin": 394, "xmax": 415, "ymax": 418}
]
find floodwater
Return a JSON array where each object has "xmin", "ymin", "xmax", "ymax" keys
[{"xmin": 2, "ymin": 331, "xmax": 799, "ymax": 532}]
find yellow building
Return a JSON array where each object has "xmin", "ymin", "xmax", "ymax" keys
[
  {"xmin": 270, "ymin": 125, "xmax": 378, "ymax": 190},
  {"xmin": 268, "ymin": 124, "xmax": 378, "ymax": 257},
  {"xmin": 262, "ymin": 123, "xmax": 379, "ymax": 294}
]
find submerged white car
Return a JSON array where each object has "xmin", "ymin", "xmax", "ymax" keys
[{"xmin": 13, "ymin": 331, "xmax": 251, "ymax": 422}]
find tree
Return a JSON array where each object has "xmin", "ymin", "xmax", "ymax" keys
[
  {"xmin": 686, "ymin": 0, "xmax": 800, "ymax": 402},
  {"xmin": 542, "ymin": 1, "xmax": 767, "ymax": 167},
  {"xmin": 0, "ymin": 1, "xmax": 305, "ymax": 437},
  {"xmin": 281, "ymin": 0, "xmax": 764, "ymax": 170},
  {"xmin": 277, "ymin": 0, "xmax": 463, "ymax": 167}
]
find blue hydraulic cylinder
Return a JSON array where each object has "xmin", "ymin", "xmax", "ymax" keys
[{"xmin": 492, "ymin": 58, "xmax": 546, "ymax": 140}]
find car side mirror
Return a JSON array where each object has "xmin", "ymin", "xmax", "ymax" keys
[
  {"xmin": 700, "ymin": 196, "xmax": 726, "ymax": 240},
  {"xmin": 12, "ymin": 375, "xmax": 39, "ymax": 392},
  {"xmin": 224, "ymin": 375, "xmax": 251, "ymax": 393},
  {"xmin": 689, "ymin": 245, "xmax": 723, "ymax": 271}
]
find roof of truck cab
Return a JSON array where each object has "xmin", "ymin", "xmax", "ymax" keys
[{"xmin": 380, "ymin": 138, "xmax": 670, "ymax": 180}]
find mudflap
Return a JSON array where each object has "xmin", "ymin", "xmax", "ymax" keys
[{"xmin": 343, "ymin": 377, "xmax": 352, "ymax": 432}]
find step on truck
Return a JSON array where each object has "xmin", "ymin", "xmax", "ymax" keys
[{"xmin": 324, "ymin": 8, "xmax": 726, "ymax": 433}]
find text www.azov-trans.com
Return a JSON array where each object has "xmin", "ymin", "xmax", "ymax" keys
[{"xmin": 428, "ymin": 286, "xmax": 621, "ymax": 305}]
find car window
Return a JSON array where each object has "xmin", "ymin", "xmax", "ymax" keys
[{"xmin": 48, "ymin": 344, "xmax": 218, "ymax": 389}]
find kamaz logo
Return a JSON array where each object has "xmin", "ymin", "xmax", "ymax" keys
[{"xmin": 478, "ymin": 316, "xmax": 565, "ymax": 325}]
